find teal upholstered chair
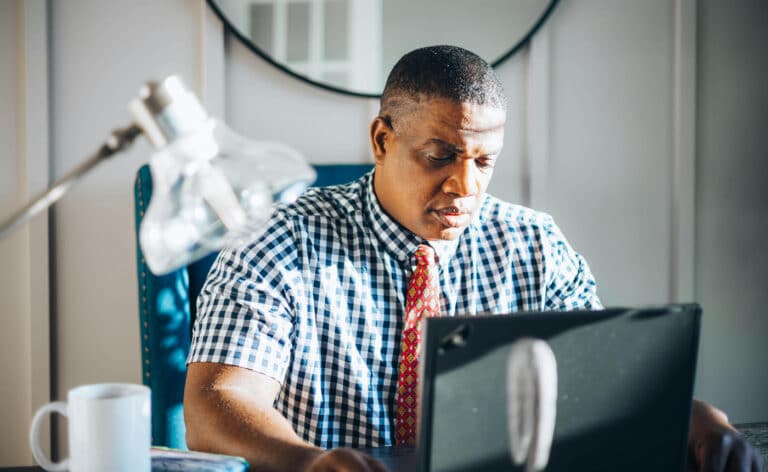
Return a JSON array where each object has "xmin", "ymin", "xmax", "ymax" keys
[{"xmin": 134, "ymin": 163, "xmax": 372, "ymax": 449}]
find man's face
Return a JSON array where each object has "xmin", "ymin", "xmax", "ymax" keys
[{"xmin": 371, "ymin": 97, "xmax": 506, "ymax": 241}]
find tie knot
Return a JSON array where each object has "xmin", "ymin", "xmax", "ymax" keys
[{"xmin": 414, "ymin": 244, "xmax": 437, "ymax": 267}]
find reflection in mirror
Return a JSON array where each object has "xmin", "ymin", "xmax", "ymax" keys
[{"xmin": 210, "ymin": 0, "xmax": 557, "ymax": 97}]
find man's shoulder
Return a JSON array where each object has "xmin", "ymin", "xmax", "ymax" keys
[
  {"xmin": 476, "ymin": 194, "xmax": 556, "ymax": 234},
  {"xmin": 278, "ymin": 179, "xmax": 364, "ymax": 222},
  {"xmin": 227, "ymin": 180, "xmax": 366, "ymax": 267}
]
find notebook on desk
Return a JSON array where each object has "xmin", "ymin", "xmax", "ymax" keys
[{"xmin": 417, "ymin": 304, "xmax": 701, "ymax": 472}]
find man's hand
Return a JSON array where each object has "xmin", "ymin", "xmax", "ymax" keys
[
  {"xmin": 305, "ymin": 448, "xmax": 389, "ymax": 472},
  {"xmin": 185, "ymin": 363, "xmax": 391, "ymax": 472},
  {"xmin": 688, "ymin": 400, "xmax": 765, "ymax": 472}
]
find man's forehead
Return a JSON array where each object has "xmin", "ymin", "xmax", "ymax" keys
[{"xmin": 415, "ymin": 97, "xmax": 506, "ymax": 132}]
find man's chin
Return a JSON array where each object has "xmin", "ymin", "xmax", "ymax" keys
[
  {"xmin": 428, "ymin": 226, "xmax": 465, "ymax": 241},
  {"xmin": 411, "ymin": 217, "xmax": 470, "ymax": 241}
]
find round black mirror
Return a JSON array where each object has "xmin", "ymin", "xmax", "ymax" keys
[{"xmin": 208, "ymin": 0, "xmax": 559, "ymax": 98}]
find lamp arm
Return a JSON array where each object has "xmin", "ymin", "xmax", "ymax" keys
[{"xmin": 0, "ymin": 124, "xmax": 143, "ymax": 239}]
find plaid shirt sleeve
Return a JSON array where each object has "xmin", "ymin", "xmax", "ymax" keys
[
  {"xmin": 187, "ymin": 210, "xmax": 301, "ymax": 384},
  {"xmin": 540, "ymin": 214, "xmax": 603, "ymax": 310}
]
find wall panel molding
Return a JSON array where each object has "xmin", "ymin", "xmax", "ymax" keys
[
  {"xmin": 527, "ymin": 25, "xmax": 551, "ymax": 211},
  {"xmin": 21, "ymin": 0, "xmax": 53, "ymax": 461},
  {"xmin": 201, "ymin": 1, "xmax": 226, "ymax": 118},
  {"xmin": 671, "ymin": 0, "xmax": 697, "ymax": 302},
  {"xmin": 0, "ymin": 0, "xmax": 52, "ymax": 465}
]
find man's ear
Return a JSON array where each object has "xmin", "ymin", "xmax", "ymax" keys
[{"xmin": 369, "ymin": 116, "xmax": 392, "ymax": 163}]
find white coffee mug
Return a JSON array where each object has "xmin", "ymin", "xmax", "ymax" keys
[{"xmin": 30, "ymin": 383, "xmax": 151, "ymax": 472}]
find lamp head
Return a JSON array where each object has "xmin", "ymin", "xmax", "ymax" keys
[
  {"xmin": 0, "ymin": 75, "xmax": 314, "ymax": 269},
  {"xmin": 131, "ymin": 76, "xmax": 316, "ymax": 274}
]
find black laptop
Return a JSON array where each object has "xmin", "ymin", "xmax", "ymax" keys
[{"xmin": 416, "ymin": 304, "xmax": 701, "ymax": 472}]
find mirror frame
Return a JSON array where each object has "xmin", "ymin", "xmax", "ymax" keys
[{"xmin": 207, "ymin": 0, "xmax": 560, "ymax": 99}]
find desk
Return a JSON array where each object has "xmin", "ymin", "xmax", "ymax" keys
[{"xmin": 3, "ymin": 423, "xmax": 766, "ymax": 471}]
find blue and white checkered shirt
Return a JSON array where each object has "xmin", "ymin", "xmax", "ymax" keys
[{"xmin": 188, "ymin": 171, "xmax": 600, "ymax": 448}]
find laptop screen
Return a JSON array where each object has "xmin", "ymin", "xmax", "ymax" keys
[{"xmin": 418, "ymin": 304, "xmax": 701, "ymax": 472}]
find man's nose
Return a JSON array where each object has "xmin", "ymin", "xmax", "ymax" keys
[{"xmin": 442, "ymin": 160, "xmax": 479, "ymax": 197}]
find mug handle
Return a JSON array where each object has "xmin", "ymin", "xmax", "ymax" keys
[{"xmin": 29, "ymin": 401, "xmax": 69, "ymax": 472}]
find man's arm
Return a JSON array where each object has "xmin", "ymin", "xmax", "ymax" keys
[
  {"xmin": 538, "ymin": 214, "xmax": 602, "ymax": 310},
  {"xmin": 184, "ymin": 362, "xmax": 317, "ymax": 470},
  {"xmin": 184, "ymin": 362, "xmax": 388, "ymax": 472},
  {"xmin": 688, "ymin": 399, "xmax": 765, "ymax": 472}
]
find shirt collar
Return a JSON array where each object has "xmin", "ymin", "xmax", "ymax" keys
[
  {"xmin": 362, "ymin": 171, "xmax": 462, "ymax": 267},
  {"xmin": 428, "ymin": 237, "xmax": 461, "ymax": 270}
]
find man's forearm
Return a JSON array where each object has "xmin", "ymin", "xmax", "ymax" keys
[{"xmin": 185, "ymin": 385, "xmax": 321, "ymax": 471}]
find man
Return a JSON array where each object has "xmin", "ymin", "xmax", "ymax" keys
[{"xmin": 184, "ymin": 46, "xmax": 764, "ymax": 472}]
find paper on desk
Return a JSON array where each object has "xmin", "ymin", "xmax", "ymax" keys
[{"xmin": 151, "ymin": 446, "xmax": 249, "ymax": 471}]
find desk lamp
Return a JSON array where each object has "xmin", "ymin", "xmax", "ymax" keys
[{"xmin": 0, "ymin": 76, "xmax": 316, "ymax": 274}]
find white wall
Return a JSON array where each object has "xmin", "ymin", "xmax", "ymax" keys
[
  {"xmin": 1, "ymin": 0, "xmax": 766, "ymax": 466},
  {"xmin": 380, "ymin": 0, "xmax": 547, "ymax": 86},
  {"xmin": 694, "ymin": 0, "xmax": 768, "ymax": 422},
  {"xmin": 542, "ymin": 0, "xmax": 677, "ymax": 305}
]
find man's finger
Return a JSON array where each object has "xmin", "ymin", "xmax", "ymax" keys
[
  {"xmin": 335, "ymin": 450, "xmax": 373, "ymax": 472},
  {"xmin": 363, "ymin": 455, "xmax": 390, "ymax": 472},
  {"xmin": 306, "ymin": 448, "xmax": 373, "ymax": 472},
  {"xmin": 700, "ymin": 434, "xmax": 732, "ymax": 472},
  {"xmin": 725, "ymin": 439, "xmax": 751, "ymax": 472}
]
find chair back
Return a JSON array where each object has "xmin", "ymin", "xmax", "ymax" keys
[{"xmin": 134, "ymin": 163, "xmax": 372, "ymax": 448}]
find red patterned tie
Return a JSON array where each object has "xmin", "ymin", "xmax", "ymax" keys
[{"xmin": 396, "ymin": 244, "xmax": 440, "ymax": 446}]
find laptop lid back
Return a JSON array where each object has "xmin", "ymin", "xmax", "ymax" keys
[{"xmin": 418, "ymin": 304, "xmax": 701, "ymax": 472}]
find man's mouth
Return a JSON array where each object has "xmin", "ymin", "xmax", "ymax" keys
[{"xmin": 432, "ymin": 206, "xmax": 471, "ymax": 228}]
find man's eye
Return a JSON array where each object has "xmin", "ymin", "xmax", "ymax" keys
[
  {"xmin": 428, "ymin": 154, "xmax": 455, "ymax": 164},
  {"xmin": 476, "ymin": 158, "xmax": 496, "ymax": 169}
]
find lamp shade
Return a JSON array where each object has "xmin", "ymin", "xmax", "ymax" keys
[
  {"xmin": 132, "ymin": 77, "xmax": 316, "ymax": 274},
  {"xmin": 0, "ymin": 75, "xmax": 315, "ymax": 276}
]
